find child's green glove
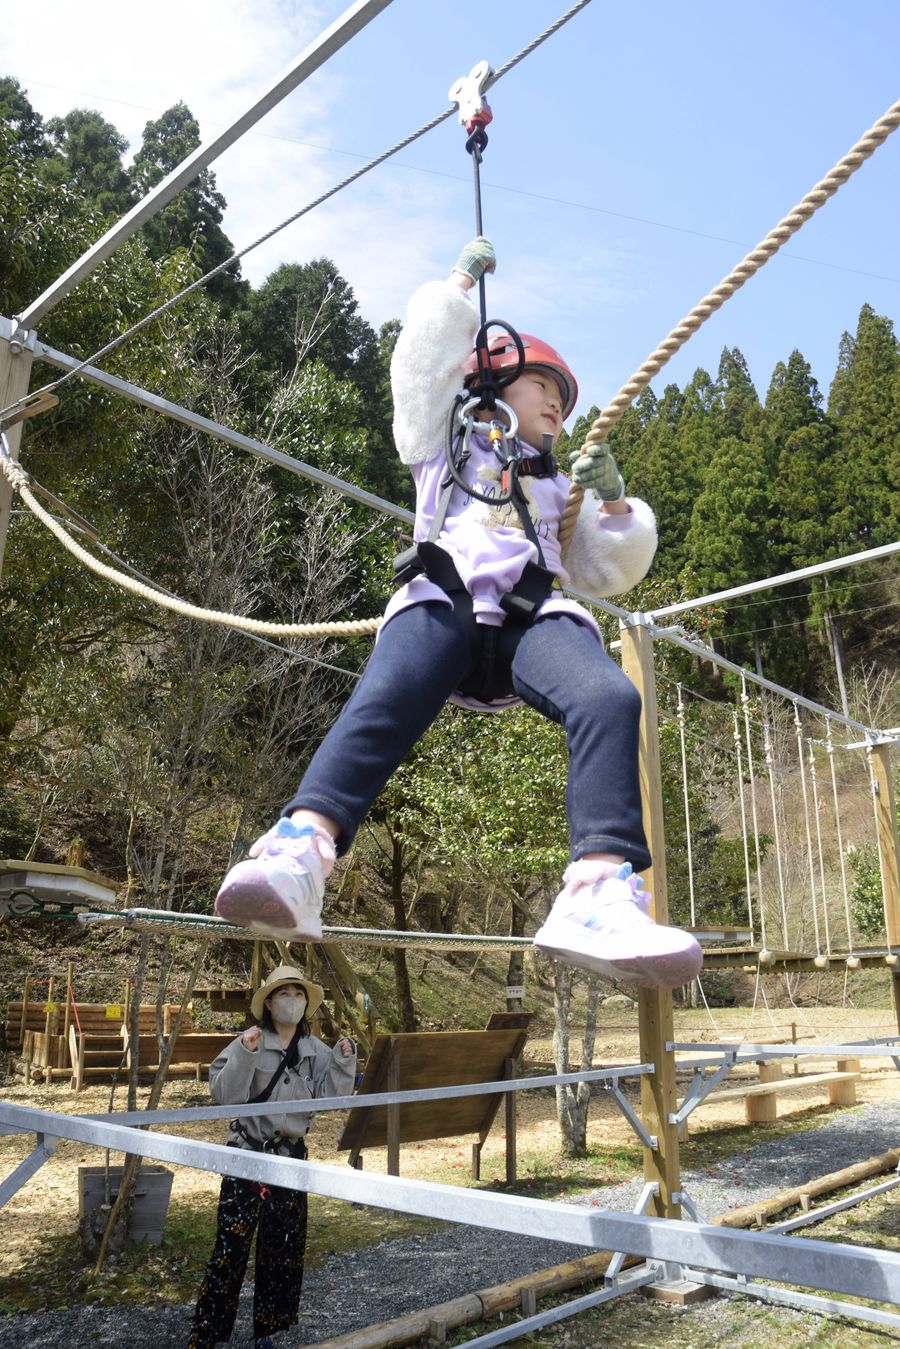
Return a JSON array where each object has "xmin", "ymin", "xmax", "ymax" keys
[
  {"xmin": 453, "ymin": 236, "xmax": 496, "ymax": 283},
  {"xmin": 571, "ymin": 444, "xmax": 626, "ymax": 502}
]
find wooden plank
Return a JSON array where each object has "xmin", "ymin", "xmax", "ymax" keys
[
  {"xmin": 337, "ymin": 1029, "xmax": 531, "ymax": 1154},
  {"xmin": 386, "ymin": 1046, "xmax": 401, "ymax": 1178},
  {"xmin": 704, "ymin": 1071, "xmax": 860, "ymax": 1104}
]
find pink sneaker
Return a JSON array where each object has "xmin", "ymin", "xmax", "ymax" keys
[
  {"xmin": 214, "ymin": 819, "xmax": 335, "ymax": 940},
  {"xmin": 533, "ymin": 861, "xmax": 703, "ymax": 990}
]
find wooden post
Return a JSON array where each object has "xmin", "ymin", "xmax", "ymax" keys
[
  {"xmin": 746, "ymin": 1060, "xmax": 783, "ymax": 1123},
  {"xmin": 44, "ymin": 976, "xmax": 57, "ymax": 1039},
  {"xmin": 504, "ymin": 1056, "xmax": 517, "ymax": 1185},
  {"xmin": 619, "ymin": 617, "xmax": 682, "ymax": 1220},
  {"xmin": 871, "ymin": 745, "xmax": 900, "ymax": 1036},
  {"xmin": 830, "ymin": 1057, "xmax": 861, "ymax": 1107},
  {"xmin": 386, "ymin": 1042, "xmax": 401, "ymax": 1177},
  {"xmin": 0, "ymin": 322, "xmax": 36, "ymax": 579},
  {"xmin": 19, "ymin": 976, "xmax": 31, "ymax": 1049},
  {"xmin": 62, "ymin": 961, "xmax": 73, "ymax": 1047}
]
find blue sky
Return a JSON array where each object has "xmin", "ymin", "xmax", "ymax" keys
[{"xmin": 5, "ymin": 0, "xmax": 899, "ymax": 425}]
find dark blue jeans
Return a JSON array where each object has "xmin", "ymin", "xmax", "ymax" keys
[{"xmin": 285, "ymin": 602, "xmax": 650, "ymax": 870}]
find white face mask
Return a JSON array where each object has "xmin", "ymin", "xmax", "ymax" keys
[{"xmin": 270, "ymin": 993, "xmax": 307, "ymax": 1026}]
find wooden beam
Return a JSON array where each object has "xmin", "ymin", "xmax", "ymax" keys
[
  {"xmin": 871, "ymin": 744, "xmax": 900, "ymax": 1036},
  {"xmin": 386, "ymin": 1044, "xmax": 401, "ymax": 1178},
  {"xmin": 619, "ymin": 617, "xmax": 681, "ymax": 1220},
  {"xmin": 0, "ymin": 323, "xmax": 35, "ymax": 578}
]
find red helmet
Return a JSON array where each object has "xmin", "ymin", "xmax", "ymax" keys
[{"xmin": 462, "ymin": 332, "xmax": 578, "ymax": 419}]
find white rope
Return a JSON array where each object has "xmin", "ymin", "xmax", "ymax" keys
[
  {"xmin": 758, "ymin": 979, "xmax": 784, "ymax": 1038},
  {"xmin": 808, "ymin": 741, "xmax": 833, "ymax": 955},
  {"xmin": 695, "ymin": 972, "xmax": 724, "ymax": 1039},
  {"xmin": 0, "ymin": 451, "xmax": 383, "ymax": 638},
  {"xmin": 826, "ymin": 717, "xmax": 856, "ymax": 955},
  {"xmin": 793, "ymin": 702, "xmax": 823, "ymax": 959},
  {"xmin": 782, "ymin": 971, "xmax": 825, "ymax": 1046},
  {"xmin": 741, "ymin": 674, "xmax": 769, "ymax": 951},
  {"xmin": 732, "ymin": 707, "xmax": 757, "ymax": 945},
  {"xmin": 676, "ymin": 684, "xmax": 697, "ymax": 927},
  {"xmin": 762, "ymin": 704, "xmax": 791, "ymax": 947}
]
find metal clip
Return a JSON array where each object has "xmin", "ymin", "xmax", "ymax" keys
[
  {"xmin": 457, "ymin": 394, "xmax": 518, "ymax": 448},
  {"xmin": 448, "ymin": 59, "xmax": 494, "ymax": 134}
]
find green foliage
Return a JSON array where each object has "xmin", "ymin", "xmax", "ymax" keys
[
  {"xmin": 849, "ymin": 843, "xmax": 885, "ymax": 938},
  {"xmin": 129, "ymin": 102, "xmax": 244, "ymax": 309},
  {"xmin": 40, "ymin": 108, "xmax": 132, "ymax": 217}
]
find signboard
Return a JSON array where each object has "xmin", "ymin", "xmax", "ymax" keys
[
  {"xmin": 505, "ymin": 986, "xmax": 524, "ymax": 999},
  {"xmin": 105, "ymin": 1004, "xmax": 123, "ymax": 1019}
]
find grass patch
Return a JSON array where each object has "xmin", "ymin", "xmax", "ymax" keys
[{"xmin": 0, "ymin": 1191, "xmax": 447, "ymax": 1314}]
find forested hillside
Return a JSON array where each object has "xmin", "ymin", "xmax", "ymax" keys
[{"xmin": 1, "ymin": 79, "xmax": 898, "ymax": 1030}]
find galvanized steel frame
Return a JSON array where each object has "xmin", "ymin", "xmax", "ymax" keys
[{"xmin": 3, "ymin": 1099, "xmax": 900, "ymax": 1313}]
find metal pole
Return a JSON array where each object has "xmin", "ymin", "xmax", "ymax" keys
[
  {"xmin": 17, "ymin": 0, "xmax": 394, "ymax": 327},
  {"xmin": 26, "ymin": 325, "xmax": 412, "ymax": 524},
  {"xmin": 646, "ymin": 541, "xmax": 900, "ymax": 621}
]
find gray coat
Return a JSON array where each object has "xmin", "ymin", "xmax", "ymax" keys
[{"xmin": 210, "ymin": 1028, "xmax": 356, "ymax": 1150}]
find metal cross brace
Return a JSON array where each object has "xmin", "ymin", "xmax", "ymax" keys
[
  {"xmin": 673, "ymin": 1188, "xmax": 708, "ymax": 1225},
  {"xmin": 0, "ymin": 1132, "xmax": 57, "ymax": 1208},
  {"xmin": 669, "ymin": 1050, "xmax": 739, "ymax": 1127},
  {"xmin": 679, "ymin": 1268, "xmax": 900, "ymax": 1334},
  {"xmin": 606, "ymin": 1182, "xmax": 659, "ymax": 1283},
  {"xmin": 600, "ymin": 1080, "xmax": 657, "ymax": 1149},
  {"xmin": 457, "ymin": 1264, "xmax": 660, "ymax": 1349}
]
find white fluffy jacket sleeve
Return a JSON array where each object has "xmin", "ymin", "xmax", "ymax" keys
[
  {"xmin": 565, "ymin": 492, "xmax": 658, "ymax": 597},
  {"xmin": 391, "ymin": 279, "xmax": 479, "ymax": 465}
]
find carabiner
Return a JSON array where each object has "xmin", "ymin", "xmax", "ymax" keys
[{"xmin": 456, "ymin": 395, "xmax": 518, "ymax": 444}]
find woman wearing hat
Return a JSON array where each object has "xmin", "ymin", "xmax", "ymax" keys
[{"xmin": 189, "ymin": 965, "xmax": 356, "ymax": 1349}]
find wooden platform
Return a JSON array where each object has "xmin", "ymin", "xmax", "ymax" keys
[
  {"xmin": 700, "ymin": 944, "xmax": 899, "ymax": 972},
  {"xmin": 0, "ymin": 858, "xmax": 117, "ymax": 911}
]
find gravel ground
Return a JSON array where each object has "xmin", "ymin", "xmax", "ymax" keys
[{"xmin": 1, "ymin": 1101, "xmax": 897, "ymax": 1348}]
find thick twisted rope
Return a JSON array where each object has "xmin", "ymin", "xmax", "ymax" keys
[
  {"xmin": 0, "ymin": 452, "xmax": 382, "ymax": 638},
  {"xmin": 558, "ymin": 97, "xmax": 900, "ymax": 557}
]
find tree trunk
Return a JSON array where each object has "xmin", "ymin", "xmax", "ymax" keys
[
  {"xmin": 553, "ymin": 966, "xmax": 601, "ymax": 1158},
  {"xmin": 826, "ymin": 607, "xmax": 850, "ymax": 718},
  {"xmin": 390, "ymin": 835, "xmax": 417, "ymax": 1032}
]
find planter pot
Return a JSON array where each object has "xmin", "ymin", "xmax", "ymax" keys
[{"xmin": 78, "ymin": 1164, "xmax": 174, "ymax": 1256}]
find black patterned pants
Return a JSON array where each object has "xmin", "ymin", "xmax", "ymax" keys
[{"xmin": 188, "ymin": 1168, "xmax": 308, "ymax": 1347}]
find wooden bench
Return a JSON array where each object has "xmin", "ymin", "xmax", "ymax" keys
[{"xmin": 682, "ymin": 1056, "xmax": 861, "ymax": 1134}]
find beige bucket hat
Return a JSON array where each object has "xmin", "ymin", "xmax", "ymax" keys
[{"xmin": 250, "ymin": 964, "xmax": 325, "ymax": 1021}]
